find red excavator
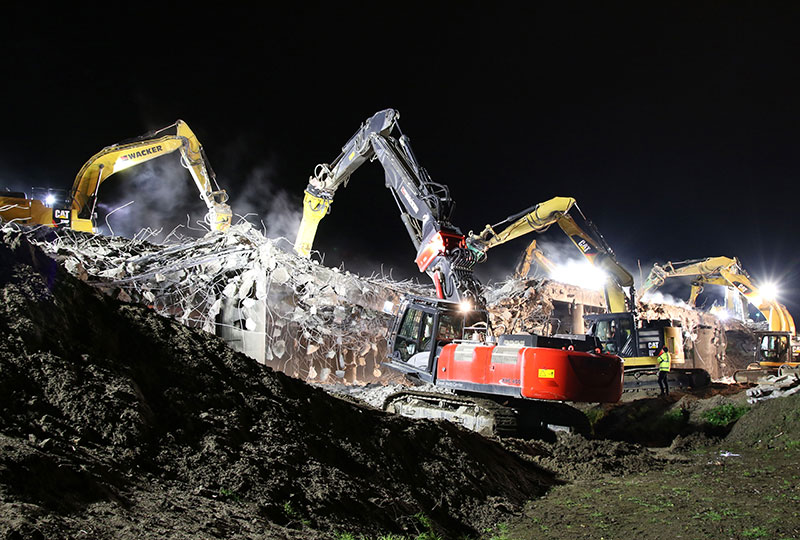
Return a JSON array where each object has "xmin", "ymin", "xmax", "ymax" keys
[{"xmin": 293, "ymin": 109, "xmax": 623, "ymax": 437}]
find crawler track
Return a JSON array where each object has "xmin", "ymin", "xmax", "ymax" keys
[
  {"xmin": 384, "ymin": 390, "xmax": 518, "ymax": 438},
  {"xmin": 383, "ymin": 390, "xmax": 590, "ymax": 439}
]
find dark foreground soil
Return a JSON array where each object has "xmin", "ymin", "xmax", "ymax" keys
[
  {"xmin": 2, "ymin": 227, "xmax": 800, "ymax": 540},
  {"xmin": 0, "ymin": 229, "xmax": 556, "ymax": 539},
  {"xmin": 504, "ymin": 393, "xmax": 800, "ymax": 540}
]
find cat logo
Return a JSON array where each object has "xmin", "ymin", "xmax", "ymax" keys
[{"xmin": 54, "ymin": 209, "xmax": 70, "ymax": 220}]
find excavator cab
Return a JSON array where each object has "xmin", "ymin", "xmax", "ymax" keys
[
  {"xmin": 756, "ymin": 331, "xmax": 793, "ymax": 365},
  {"xmin": 585, "ymin": 313, "xmax": 636, "ymax": 356},
  {"xmin": 386, "ymin": 295, "xmax": 491, "ymax": 382},
  {"xmin": 734, "ymin": 330, "xmax": 800, "ymax": 382}
]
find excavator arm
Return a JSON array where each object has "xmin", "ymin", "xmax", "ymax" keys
[
  {"xmin": 514, "ymin": 239, "xmax": 556, "ymax": 279},
  {"xmin": 551, "ymin": 213, "xmax": 634, "ymax": 313},
  {"xmin": 293, "ymin": 109, "xmax": 634, "ymax": 313},
  {"xmin": 68, "ymin": 120, "xmax": 232, "ymax": 233},
  {"xmin": 482, "ymin": 197, "xmax": 634, "ymax": 313},
  {"xmin": 294, "ymin": 109, "xmax": 482, "ymax": 305},
  {"xmin": 640, "ymin": 256, "xmax": 796, "ymax": 335}
]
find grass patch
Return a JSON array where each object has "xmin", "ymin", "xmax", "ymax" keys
[
  {"xmin": 742, "ymin": 526, "xmax": 770, "ymax": 538},
  {"xmin": 703, "ymin": 404, "xmax": 750, "ymax": 427},
  {"xmin": 584, "ymin": 407, "xmax": 606, "ymax": 432}
]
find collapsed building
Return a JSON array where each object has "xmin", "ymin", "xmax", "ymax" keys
[
  {"xmin": 490, "ymin": 277, "xmax": 758, "ymax": 381},
  {"xmin": 12, "ymin": 221, "xmax": 759, "ymax": 385}
]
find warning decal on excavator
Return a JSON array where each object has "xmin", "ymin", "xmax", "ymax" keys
[{"xmin": 538, "ymin": 369, "xmax": 555, "ymax": 378}]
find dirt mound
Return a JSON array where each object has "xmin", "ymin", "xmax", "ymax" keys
[
  {"xmin": 501, "ymin": 434, "xmax": 663, "ymax": 481},
  {"xmin": 725, "ymin": 391, "xmax": 800, "ymax": 450},
  {"xmin": 0, "ymin": 229, "xmax": 556, "ymax": 539},
  {"xmin": 589, "ymin": 385, "xmax": 753, "ymax": 448}
]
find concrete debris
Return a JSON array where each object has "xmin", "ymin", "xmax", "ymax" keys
[
  {"xmin": 484, "ymin": 277, "xmax": 754, "ymax": 379},
  {"xmin": 15, "ymin": 222, "xmax": 418, "ymax": 385},
  {"xmin": 6, "ymin": 222, "xmax": 767, "ymax": 386},
  {"xmin": 746, "ymin": 373, "xmax": 800, "ymax": 404}
]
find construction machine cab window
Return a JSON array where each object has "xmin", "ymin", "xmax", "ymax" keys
[
  {"xmin": 396, "ymin": 308, "xmax": 424, "ymax": 361},
  {"xmin": 593, "ymin": 317, "xmax": 633, "ymax": 354},
  {"xmin": 760, "ymin": 334, "xmax": 789, "ymax": 362},
  {"xmin": 419, "ymin": 312, "xmax": 435, "ymax": 352},
  {"xmin": 394, "ymin": 304, "xmax": 490, "ymax": 363},
  {"xmin": 437, "ymin": 313, "xmax": 461, "ymax": 342}
]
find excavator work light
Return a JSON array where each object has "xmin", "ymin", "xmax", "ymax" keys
[
  {"xmin": 458, "ymin": 300, "xmax": 472, "ymax": 313},
  {"xmin": 760, "ymin": 282, "xmax": 779, "ymax": 301}
]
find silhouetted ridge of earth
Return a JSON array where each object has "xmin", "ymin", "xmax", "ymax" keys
[{"xmin": 0, "ymin": 228, "xmax": 556, "ymax": 540}]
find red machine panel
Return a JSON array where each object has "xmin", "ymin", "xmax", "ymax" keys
[
  {"xmin": 437, "ymin": 343, "xmax": 623, "ymax": 403},
  {"xmin": 520, "ymin": 348, "xmax": 622, "ymax": 402}
]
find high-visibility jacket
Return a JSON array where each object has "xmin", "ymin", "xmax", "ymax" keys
[{"xmin": 657, "ymin": 351, "xmax": 671, "ymax": 372}]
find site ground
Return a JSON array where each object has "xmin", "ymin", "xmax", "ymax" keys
[{"xmin": 505, "ymin": 445, "xmax": 800, "ymax": 540}]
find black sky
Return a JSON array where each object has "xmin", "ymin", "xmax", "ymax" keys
[{"xmin": 4, "ymin": 2, "xmax": 800, "ymax": 311}]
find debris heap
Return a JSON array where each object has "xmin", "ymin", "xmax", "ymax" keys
[
  {"xmin": 484, "ymin": 277, "xmax": 759, "ymax": 380},
  {"xmin": 13, "ymin": 222, "xmax": 761, "ymax": 384},
  {"xmin": 21, "ymin": 223, "xmax": 422, "ymax": 385}
]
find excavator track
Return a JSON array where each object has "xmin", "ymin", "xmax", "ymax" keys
[
  {"xmin": 383, "ymin": 390, "xmax": 590, "ymax": 439},
  {"xmin": 383, "ymin": 390, "xmax": 518, "ymax": 438}
]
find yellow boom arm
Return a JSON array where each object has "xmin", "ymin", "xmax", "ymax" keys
[
  {"xmin": 640, "ymin": 256, "xmax": 796, "ymax": 335},
  {"xmin": 69, "ymin": 120, "xmax": 232, "ymax": 233}
]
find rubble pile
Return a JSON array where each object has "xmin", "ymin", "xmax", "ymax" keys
[
  {"xmin": 745, "ymin": 372, "xmax": 800, "ymax": 404},
  {"xmin": 484, "ymin": 278, "xmax": 556, "ymax": 335},
  {"xmin": 18, "ymin": 223, "xmax": 422, "ymax": 385},
  {"xmin": 9, "ymin": 222, "xmax": 762, "ymax": 385},
  {"xmin": 637, "ymin": 301, "xmax": 758, "ymax": 379},
  {"xmin": 0, "ymin": 228, "xmax": 557, "ymax": 539},
  {"xmin": 483, "ymin": 277, "xmax": 758, "ymax": 380}
]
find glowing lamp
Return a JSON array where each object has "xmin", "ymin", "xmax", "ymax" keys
[
  {"xmin": 45, "ymin": 193, "xmax": 56, "ymax": 206},
  {"xmin": 760, "ymin": 282, "xmax": 779, "ymax": 301}
]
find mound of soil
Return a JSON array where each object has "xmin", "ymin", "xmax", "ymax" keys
[
  {"xmin": 501, "ymin": 434, "xmax": 663, "ymax": 481},
  {"xmin": 725, "ymin": 391, "xmax": 800, "ymax": 450},
  {"xmin": 0, "ymin": 229, "xmax": 556, "ymax": 539},
  {"xmin": 589, "ymin": 385, "xmax": 753, "ymax": 448}
]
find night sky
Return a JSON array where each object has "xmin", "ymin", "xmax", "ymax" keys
[{"xmin": 4, "ymin": 3, "xmax": 800, "ymax": 313}]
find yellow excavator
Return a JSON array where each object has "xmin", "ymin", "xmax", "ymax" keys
[
  {"xmin": 0, "ymin": 120, "xmax": 232, "ymax": 234},
  {"xmin": 514, "ymin": 239, "xmax": 556, "ymax": 279},
  {"xmin": 639, "ymin": 256, "xmax": 800, "ymax": 380},
  {"xmin": 509, "ymin": 204, "xmax": 711, "ymax": 389}
]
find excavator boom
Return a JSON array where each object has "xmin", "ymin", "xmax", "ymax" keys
[
  {"xmin": 640, "ymin": 256, "xmax": 796, "ymax": 336},
  {"xmin": 1, "ymin": 120, "xmax": 232, "ymax": 234}
]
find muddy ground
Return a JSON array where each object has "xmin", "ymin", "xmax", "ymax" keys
[
  {"xmin": 1, "ymin": 228, "xmax": 799, "ymax": 539},
  {"xmin": 504, "ymin": 391, "xmax": 800, "ymax": 540}
]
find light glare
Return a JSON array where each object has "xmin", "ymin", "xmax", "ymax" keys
[
  {"xmin": 760, "ymin": 282, "xmax": 778, "ymax": 301},
  {"xmin": 548, "ymin": 259, "xmax": 608, "ymax": 291}
]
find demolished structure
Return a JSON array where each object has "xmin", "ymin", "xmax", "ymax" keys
[
  {"xmin": 21, "ymin": 222, "xmax": 417, "ymax": 385},
  {"xmin": 9, "ymin": 221, "xmax": 761, "ymax": 385}
]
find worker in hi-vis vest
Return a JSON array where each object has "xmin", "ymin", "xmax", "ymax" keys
[{"xmin": 656, "ymin": 345, "xmax": 671, "ymax": 396}]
